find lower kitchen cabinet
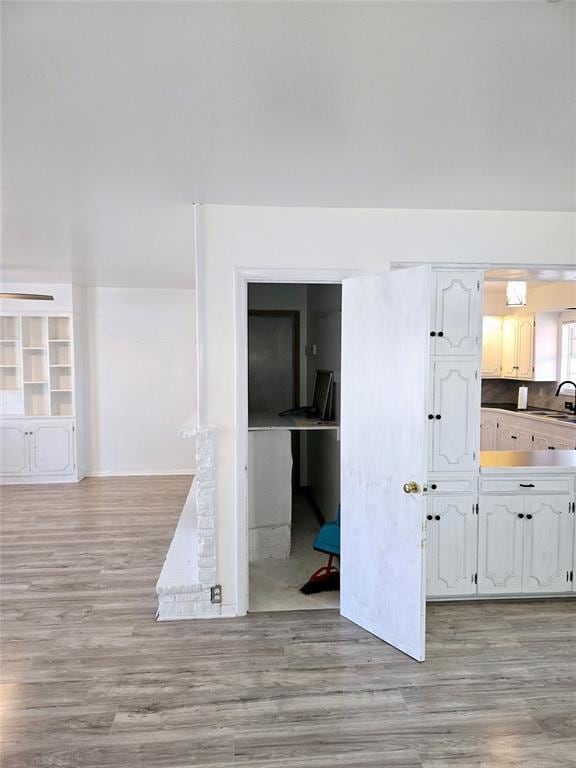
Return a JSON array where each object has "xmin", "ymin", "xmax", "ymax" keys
[
  {"xmin": 478, "ymin": 491, "xmax": 574, "ymax": 595},
  {"xmin": 0, "ymin": 419, "xmax": 76, "ymax": 481},
  {"xmin": 426, "ymin": 495, "xmax": 477, "ymax": 597}
]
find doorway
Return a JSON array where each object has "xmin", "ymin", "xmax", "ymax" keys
[{"xmin": 247, "ymin": 283, "xmax": 342, "ymax": 613}]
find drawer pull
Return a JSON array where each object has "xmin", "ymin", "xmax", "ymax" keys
[{"xmin": 519, "ymin": 483, "xmax": 535, "ymax": 488}]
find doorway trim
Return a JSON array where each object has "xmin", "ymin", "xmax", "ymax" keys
[
  {"xmin": 233, "ymin": 263, "xmax": 576, "ymax": 616},
  {"xmin": 235, "ymin": 268, "xmax": 357, "ymax": 615}
]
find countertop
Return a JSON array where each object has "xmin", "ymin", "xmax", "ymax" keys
[
  {"xmin": 248, "ymin": 412, "xmax": 339, "ymax": 432},
  {"xmin": 482, "ymin": 404, "xmax": 576, "ymax": 427},
  {"xmin": 480, "ymin": 450, "xmax": 576, "ymax": 474}
]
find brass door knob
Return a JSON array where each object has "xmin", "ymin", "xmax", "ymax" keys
[{"xmin": 403, "ymin": 481, "xmax": 420, "ymax": 494}]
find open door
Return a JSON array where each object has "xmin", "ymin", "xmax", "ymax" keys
[{"xmin": 340, "ymin": 266, "xmax": 432, "ymax": 661}]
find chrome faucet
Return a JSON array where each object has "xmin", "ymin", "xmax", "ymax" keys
[{"xmin": 555, "ymin": 380, "xmax": 576, "ymax": 413}]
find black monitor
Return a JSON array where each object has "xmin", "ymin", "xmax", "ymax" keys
[{"xmin": 311, "ymin": 370, "xmax": 334, "ymax": 420}]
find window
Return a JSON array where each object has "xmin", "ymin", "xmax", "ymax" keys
[{"xmin": 559, "ymin": 320, "xmax": 576, "ymax": 389}]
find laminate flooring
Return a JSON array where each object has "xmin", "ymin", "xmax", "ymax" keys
[{"xmin": 1, "ymin": 476, "xmax": 576, "ymax": 767}]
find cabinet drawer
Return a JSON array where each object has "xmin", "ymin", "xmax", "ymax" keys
[
  {"xmin": 427, "ymin": 477, "xmax": 475, "ymax": 494},
  {"xmin": 479, "ymin": 476, "xmax": 573, "ymax": 495}
]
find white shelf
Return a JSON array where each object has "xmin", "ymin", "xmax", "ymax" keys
[
  {"xmin": 0, "ymin": 365, "xmax": 17, "ymax": 368},
  {"xmin": 48, "ymin": 339, "xmax": 71, "ymax": 343},
  {"xmin": 22, "ymin": 346, "xmax": 46, "ymax": 350},
  {"xmin": 49, "ymin": 364, "xmax": 71, "ymax": 368},
  {"xmin": 50, "ymin": 389, "xmax": 72, "ymax": 392}
]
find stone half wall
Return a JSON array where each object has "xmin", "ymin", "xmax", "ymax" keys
[{"xmin": 156, "ymin": 426, "xmax": 224, "ymax": 619}]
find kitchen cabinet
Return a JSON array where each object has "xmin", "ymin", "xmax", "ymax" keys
[
  {"xmin": 496, "ymin": 313, "xmax": 558, "ymax": 381},
  {"xmin": 429, "ymin": 360, "xmax": 479, "ymax": 473},
  {"xmin": 478, "ymin": 475, "xmax": 575, "ymax": 595},
  {"xmin": 481, "ymin": 316, "xmax": 502, "ymax": 377},
  {"xmin": 426, "ymin": 495, "xmax": 477, "ymax": 597},
  {"xmin": 498, "ymin": 418, "xmax": 532, "ymax": 451},
  {"xmin": 477, "ymin": 495, "xmax": 524, "ymax": 594},
  {"xmin": 431, "ymin": 271, "xmax": 482, "ymax": 357},
  {"xmin": 480, "ymin": 410, "xmax": 498, "ymax": 450},
  {"xmin": 0, "ymin": 418, "xmax": 76, "ymax": 481}
]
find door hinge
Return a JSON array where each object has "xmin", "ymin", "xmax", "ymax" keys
[
  {"xmin": 473, "ymin": 451, "xmax": 476, "ymax": 461},
  {"xmin": 210, "ymin": 584, "xmax": 222, "ymax": 604},
  {"xmin": 477, "ymin": 280, "xmax": 480, "ymax": 291},
  {"xmin": 474, "ymin": 573, "xmax": 478, "ymax": 585},
  {"xmin": 475, "ymin": 503, "xmax": 479, "ymax": 515},
  {"xmin": 475, "ymin": 370, "xmax": 478, "ymax": 380},
  {"xmin": 570, "ymin": 570, "xmax": 574, "ymax": 583}
]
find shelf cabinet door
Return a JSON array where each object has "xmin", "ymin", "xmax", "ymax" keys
[
  {"xmin": 477, "ymin": 496, "xmax": 524, "ymax": 594},
  {"xmin": 522, "ymin": 495, "xmax": 573, "ymax": 594},
  {"xmin": 480, "ymin": 411, "xmax": 498, "ymax": 451},
  {"xmin": 29, "ymin": 422, "xmax": 74, "ymax": 475},
  {"xmin": 481, "ymin": 317, "xmax": 502, "ymax": 377},
  {"xmin": 501, "ymin": 317, "xmax": 518, "ymax": 377},
  {"xmin": 499, "ymin": 421, "xmax": 532, "ymax": 451},
  {"xmin": 0, "ymin": 423, "xmax": 30, "ymax": 476},
  {"xmin": 432, "ymin": 272, "xmax": 481, "ymax": 357},
  {"xmin": 516, "ymin": 317, "xmax": 535, "ymax": 379},
  {"xmin": 426, "ymin": 496, "xmax": 477, "ymax": 597},
  {"xmin": 430, "ymin": 360, "xmax": 479, "ymax": 473}
]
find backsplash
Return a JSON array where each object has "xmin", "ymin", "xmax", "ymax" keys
[{"xmin": 482, "ymin": 379, "xmax": 573, "ymax": 412}]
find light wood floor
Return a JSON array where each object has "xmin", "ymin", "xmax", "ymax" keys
[{"xmin": 1, "ymin": 476, "xmax": 576, "ymax": 767}]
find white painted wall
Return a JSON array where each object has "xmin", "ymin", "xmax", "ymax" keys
[
  {"xmin": 196, "ymin": 205, "xmax": 575, "ymax": 615},
  {"xmin": 84, "ymin": 287, "xmax": 196, "ymax": 476}
]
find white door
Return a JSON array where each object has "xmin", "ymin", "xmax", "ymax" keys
[
  {"xmin": 499, "ymin": 418, "xmax": 532, "ymax": 451},
  {"xmin": 29, "ymin": 422, "xmax": 74, "ymax": 475},
  {"xmin": 430, "ymin": 360, "xmax": 478, "ymax": 472},
  {"xmin": 0, "ymin": 422, "xmax": 30, "ymax": 476},
  {"xmin": 522, "ymin": 495, "xmax": 573, "ymax": 593},
  {"xmin": 501, "ymin": 317, "xmax": 518, "ymax": 377},
  {"xmin": 480, "ymin": 412, "xmax": 498, "ymax": 451},
  {"xmin": 426, "ymin": 496, "xmax": 477, "ymax": 597},
  {"xmin": 477, "ymin": 495, "xmax": 524, "ymax": 594},
  {"xmin": 341, "ymin": 267, "xmax": 431, "ymax": 661},
  {"xmin": 532, "ymin": 431, "xmax": 553, "ymax": 451},
  {"xmin": 516, "ymin": 317, "xmax": 534, "ymax": 379},
  {"xmin": 432, "ymin": 271, "xmax": 481, "ymax": 356},
  {"xmin": 481, "ymin": 316, "xmax": 502, "ymax": 377}
]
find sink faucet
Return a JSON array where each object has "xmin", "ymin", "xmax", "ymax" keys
[{"xmin": 555, "ymin": 380, "xmax": 576, "ymax": 413}]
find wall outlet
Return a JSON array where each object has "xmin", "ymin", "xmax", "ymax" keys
[{"xmin": 210, "ymin": 584, "xmax": 222, "ymax": 604}]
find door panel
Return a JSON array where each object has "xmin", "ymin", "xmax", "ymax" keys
[
  {"xmin": 501, "ymin": 317, "xmax": 518, "ymax": 377},
  {"xmin": 522, "ymin": 495, "xmax": 573, "ymax": 593},
  {"xmin": 433, "ymin": 272, "xmax": 481, "ymax": 356},
  {"xmin": 430, "ymin": 361, "xmax": 478, "ymax": 472},
  {"xmin": 481, "ymin": 316, "xmax": 502, "ymax": 377},
  {"xmin": 30, "ymin": 422, "xmax": 74, "ymax": 475},
  {"xmin": 480, "ymin": 412, "xmax": 498, "ymax": 451},
  {"xmin": 341, "ymin": 266, "xmax": 431, "ymax": 661},
  {"xmin": 426, "ymin": 496, "xmax": 477, "ymax": 597},
  {"xmin": 516, "ymin": 317, "xmax": 534, "ymax": 379},
  {"xmin": 477, "ymin": 496, "xmax": 524, "ymax": 594},
  {"xmin": 0, "ymin": 423, "xmax": 29, "ymax": 476}
]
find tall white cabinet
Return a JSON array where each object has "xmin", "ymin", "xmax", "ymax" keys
[{"xmin": 0, "ymin": 305, "xmax": 83, "ymax": 484}]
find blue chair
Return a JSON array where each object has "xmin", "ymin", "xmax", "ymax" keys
[{"xmin": 301, "ymin": 507, "xmax": 340, "ymax": 594}]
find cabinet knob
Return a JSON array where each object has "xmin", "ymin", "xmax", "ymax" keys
[
  {"xmin": 430, "ymin": 484, "xmax": 437, "ymax": 490},
  {"xmin": 427, "ymin": 514, "xmax": 433, "ymax": 521},
  {"xmin": 428, "ymin": 414, "xmax": 434, "ymax": 420},
  {"xmin": 518, "ymin": 513, "xmax": 524, "ymax": 519},
  {"xmin": 435, "ymin": 515, "xmax": 440, "ymax": 521},
  {"xmin": 435, "ymin": 414, "xmax": 441, "ymax": 420},
  {"xmin": 526, "ymin": 514, "xmax": 533, "ymax": 520},
  {"xmin": 438, "ymin": 331, "xmax": 444, "ymax": 338},
  {"xmin": 430, "ymin": 331, "xmax": 436, "ymax": 337}
]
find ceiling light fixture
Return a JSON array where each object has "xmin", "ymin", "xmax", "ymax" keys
[
  {"xmin": 506, "ymin": 281, "xmax": 527, "ymax": 307},
  {"xmin": 0, "ymin": 293, "xmax": 55, "ymax": 300}
]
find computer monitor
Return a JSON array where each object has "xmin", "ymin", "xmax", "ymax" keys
[{"xmin": 311, "ymin": 370, "xmax": 334, "ymax": 420}]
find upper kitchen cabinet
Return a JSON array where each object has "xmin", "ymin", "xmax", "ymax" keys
[
  {"xmin": 481, "ymin": 316, "xmax": 502, "ymax": 377},
  {"xmin": 499, "ymin": 314, "xmax": 558, "ymax": 381},
  {"xmin": 431, "ymin": 271, "xmax": 482, "ymax": 357}
]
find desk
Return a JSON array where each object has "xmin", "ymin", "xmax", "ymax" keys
[{"xmin": 248, "ymin": 412, "xmax": 339, "ymax": 561}]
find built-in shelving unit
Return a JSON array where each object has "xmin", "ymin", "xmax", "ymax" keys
[{"xmin": 0, "ymin": 314, "xmax": 75, "ymax": 417}]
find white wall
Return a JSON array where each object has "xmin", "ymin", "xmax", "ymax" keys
[
  {"xmin": 85, "ymin": 287, "xmax": 196, "ymax": 476},
  {"xmin": 484, "ymin": 282, "xmax": 576, "ymax": 315},
  {"xmin": 196, "ymin": 205, "xmax": 575, "ymax": 614}
]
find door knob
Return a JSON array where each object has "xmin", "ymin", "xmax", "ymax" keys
[{"xmin": 403, "ymin": 481, "xmax": 420, "ymax": 494}]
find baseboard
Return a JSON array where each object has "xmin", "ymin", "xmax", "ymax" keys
[{"xmin": 85, "ymin": 469, "xmax": 195, "ymax": 478}]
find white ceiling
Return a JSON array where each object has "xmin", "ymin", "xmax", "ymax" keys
[{"xmin": 1, "ymin": 1, "xmax": 575, "ymax": 287}]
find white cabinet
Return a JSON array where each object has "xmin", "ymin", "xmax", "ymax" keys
[
  {"xmin": 478, "ymin": 480, "xmax": 575, "ymax": 596},
  {"xmin": 426, "ymin": 495, "xmax": 477, "ymax": 597},
  {"xmin": 498, "ymin": 417, "xmax": 532, "ymax": 451},
  {"xmin": 481, "ymin": 316, "xmax": 502, "ymax": 377},
  {"xmin": 497, "ymin": 313, "xmax": 558, "ymax": 381},
  {"xmin": 429, "ymin": 360, "xmax": 479, "ymax": 473},
  {"xmin": 0, "ymin": 422, "xmax": 30, "ymax": 476},
  {"xmin": 29, "ymin": 422, "xmax": 75, "ymax": 476},
  {"xmin": 522, "ymin": 495, "xmax": 573, "ymax": 593},
  {"xmin": 477, "ymin": 495, "xmax": 524, "ymax": 594},
  {"xmin": 480, "ymin": 410, "xmax": 498, "ymax": 450},
  {"xmin": 0, "ymin": 418, "xmax": 76, "ymax": 481},
  {"xmin": 432, "ymin": 272, "xmax": 482, "ymax": 357}
]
